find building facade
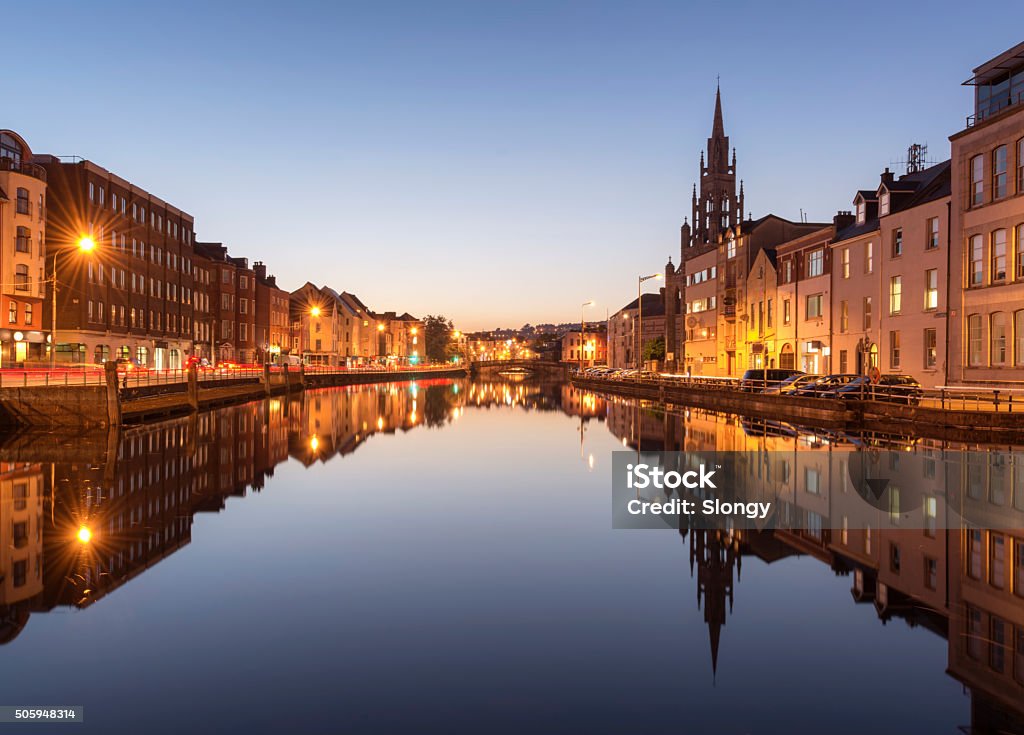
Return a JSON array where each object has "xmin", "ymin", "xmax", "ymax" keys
[
  {"xmin": 776, "ymin": 226, "xmax": 833, "ymax": 374},
  {"xmin": 253, "ymin": 261, "xmax": 290, "ymax": 364},
  {"xmin": 561, "ymin": 328, "xmax": 607, "ymax": 367},
  {"xmin": 38, "ymin": 155, "xmax": 196, "ymax": 368},
  {"xmin": 949, "ymin": 41, "xmax": 1024, "ymax": 385},
  {"xmin": 0, "ymin": 131, "xmax": 47, "ymax": 365}
]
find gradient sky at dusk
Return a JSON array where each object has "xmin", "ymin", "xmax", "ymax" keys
[{"xmin": 5, "ymin": 1, "xmax": 1016, "ymax": 329}]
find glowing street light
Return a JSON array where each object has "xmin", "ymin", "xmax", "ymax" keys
[
  {"xmin": 51, "ymin": 236, "xmax": 99, "ymax": 369},
  {"xmin": 579, "ymin": 300, "xmax": 595, "ymax": 371},
  {"xmin": 76, "ymin": 525, "xmax": 92, "ymax": 543},
  {"xmin": 310, "ymin": 306, "xmax": 321, "ymax": 318}
]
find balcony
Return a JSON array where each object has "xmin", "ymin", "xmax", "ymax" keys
[
  {"xmin": 0, "ymin": 156, "xmax": 47, "ymax": 182},
  {"xmin": 967, "ymin": 92, "xmax": 1024, "ymax": 127}
]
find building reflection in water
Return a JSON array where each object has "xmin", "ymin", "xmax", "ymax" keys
[
  {"xmin": 0, "ymin": 379, "xmax": 603, "ymax": 646},
  {"xmin": 600, "ymin": 393, "xmax": 1024, "ymax": 734}
]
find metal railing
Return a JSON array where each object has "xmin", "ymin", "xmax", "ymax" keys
[{"xmin": 574, "ymin": 369, "xmax": 1024, "ymax": 413}]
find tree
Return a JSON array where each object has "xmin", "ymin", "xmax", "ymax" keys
[
  {"xmin": 642, "ymin": 336, "xmax": 665, "ymax": 362},
  {"xmin": 423, "ymin": 314, "xmax": 454, "ymax": 362}
]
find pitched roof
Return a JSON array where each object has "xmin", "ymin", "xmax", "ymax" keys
[{"xmin": 616, "ymin": 292, "xmax": 664, "ymax": 316}]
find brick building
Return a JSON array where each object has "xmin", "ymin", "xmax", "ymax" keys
[{"xmin": 37, "ymin": 154, "xmax": 196, "ymax": 368}]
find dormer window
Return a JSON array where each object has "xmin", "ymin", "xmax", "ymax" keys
[
  {"xmin": 879, "ymin": 190, "xmax": 890, "ymax": 216},
  {"xmin": 855, "ymin": 200, "xmax": 866, "ymax": 224}
]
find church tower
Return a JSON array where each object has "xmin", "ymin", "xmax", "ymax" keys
[{"xmin": 686, "ymin": 84, "xmax": 743, "ymax": 256}]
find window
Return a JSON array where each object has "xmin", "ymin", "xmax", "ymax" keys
[
  {"xmin": 1016, "ymin": 311, "xmax": 1024, "ymax": 367},
  {"xmin": 968, "ymin": 529, "xmax": 983, "ymax": 579},
  {"xmin": 783, "ymin": 299, "xmax": 791, "ymax": 325},
  {"xmin": 7, "ymin": 302, "xmax": 15, "ymax": 324},
  {"xmin": 726, "ymin": 237, "xmax": 736, "ymax": 259},
  {"xmin": 1018, "ymin": 138, "xmax": 1024, "ymax": 194},
  {"xmin": 926, "ymin": 217, "xmax": 939, "ymax": 250},
  {"xmin": 840, "ymin": 300, "xmax": 848, "ymax": 332},
  {"xmin": 841, "ymin": 247, "xmax": 850, "ymax": 278},
  {"xmin": 865, "ymin": 241, "xmax": 874, "ymax": 274},
  {"xmin": 968, "ymin": 314, "xmax": 983, "ymax": 366},
  {"xmin": 805, "ymin": 294, "xmax": 823, "ymax": 319},
  {"xmin": 991, "ymin": 617, "xmax": 1007, "ymax": 673},
  {"xmin": 966, "ymin": 605, "xmax": 983, "ymax": 660},
  {"xmin": 1017, "ymin": 224, "xmax": 1024, "ymax": 280},
  {"xmin": 889, "ymin": 330, "xmax": 900, "ymax": 369},
  {"xmin": 889, "ymin": 276, "xmax": 902, "ymax": 314},
  {"xmin": 969, "ymin": 235, "xmax": 984, "ymax": 285},
  {"xmin": 990, "ymin": 533, "xmax": 1006, "ymax": 589},
  {"xmin": 15, "ymin": 226, "xmax": 30, "ymax": 253},
  {"xmin": 807, "ymin": 248, "xmax": 824, "ymax": 277},
  {"xmin": 14, "ymin": 265, "xmax": 28, "ymax": 291},
  {"xmin": 1015, "ymin": 540, "xmax": 1024, "ymax": 598},
  {"xmin": 992, "ymin": 229, "xmax": 1007, "ymax": 281},
  {"xmin": 924, "ymin": 269, "xmax": 938, "ymax": 309},
  {"xmin": 783, "ymin": 259, "xmax": 793, "ymax": 283},
  {"xmin": 970, "ymin": 154, "xmax": 984, "ymax": 206},
  {"xmin": 924, "ymin": 328, "xmax": 937, "ymax": 369},
  {"xmin": 889, "ymin": 542, "xmax": 901, "ymax": 573},
  {"xmin": 863, "ymin": 297, "xmax": 872, "ymax": 330},
  {"xmin": 993, "ymin": 145, "xmax": 1008, "ymax": 200},
  {"xmin": 839, "ymin": 349, "xmax": 848, "ymax": 373},
  {"xmin": 925, "ymin": 557, "xmax": 938, "ymax": 590},
  {"xmin": 891, "ymin": 228, "xmax": 902, "ymax": 257},
  {"xmin": 855, "ymin": 200, "xmax": 865, "ymax": 224},
  {"xmin": 879, "ymin": 190, "xmax": 890, "ymax": 216},
  {"xmin": 16, "ymin": 187, "xmax": 30, "ymax": 215},
  {"xmin": 991, "ymin": 312, "xmax": 1007, "ymax": 365}
]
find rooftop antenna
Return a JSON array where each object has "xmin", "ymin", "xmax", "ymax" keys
[{"xmin": 892, "ymin": 142, "xmax": 934, "ymax": 174}]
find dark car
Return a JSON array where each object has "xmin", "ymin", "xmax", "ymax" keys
[
  {"xmin": 834, "ymin": 374, "xmax": 923, "ymax": 405},
  {"xmin": 790, "ymin": 374, "xmax": 862, "ymax": 397},
  {"xmin": 739, "ymin": 368, "xmax": 804, "ymax": 392},
  {"xmin": 765, "ymin": 373, "xmax": 821, "ymax": 395}
]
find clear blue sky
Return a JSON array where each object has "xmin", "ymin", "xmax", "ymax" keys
[{"xmin": 5, "ymin": 1, "xmax": 1016, "ymax": 330}]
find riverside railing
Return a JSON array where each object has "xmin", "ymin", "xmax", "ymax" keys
[{"xmin": 573, "ymin": 368, "xmax": 1024, "ymax": 414}]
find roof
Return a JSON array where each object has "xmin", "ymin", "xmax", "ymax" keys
[{"xmin": 616, "ymin": 292, "xmax": 664, "ymax": 316}]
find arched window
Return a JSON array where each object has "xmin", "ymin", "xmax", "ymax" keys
[
  {"xmin": 967, "ymin": 314, "xmax": 984, "ymax": 367},
  {"xmin": 991, "ymin": 312, "xmax": 1007, "ymax": 365},
  {"xmin": 0, "ymin": 132, "xmax": 23, "ymax": 165}
]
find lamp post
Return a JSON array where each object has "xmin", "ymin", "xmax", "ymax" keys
[
  {"xmin": 637, "ymin": 273, "xmax": 663, "ymax": 372},
  {"xmin": 50, "ymin": 236, "xmax": 96, "ymax": 369},
  {"xmin": 580, "ymin": 300, "xmax": 594, "ymax": 372}
]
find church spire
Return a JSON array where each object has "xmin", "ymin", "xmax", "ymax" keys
[{"xmin": 712, "ymin": 81, "xmax": 725, "ymax": 141}]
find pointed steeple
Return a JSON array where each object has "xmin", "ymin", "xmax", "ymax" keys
[{"xmin": 712, "ymin": 81, "xmax": 725, "ymax": 140}]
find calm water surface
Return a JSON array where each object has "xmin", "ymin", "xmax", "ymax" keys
[{"xmin": 0, "ymin": 378, "xmax": 1020, "ymax": 734}]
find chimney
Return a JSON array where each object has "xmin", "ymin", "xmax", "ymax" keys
[
  {"xmin": 832, "ymin": 210, "xmax": 855, "ymax": 233},
  {"xmin": 253, "ymin": 261, "xmax": 267, "ymax": 281},
  {"xmin": 880, "ymin": 167, "xmax": 895, "ymax": 187}
]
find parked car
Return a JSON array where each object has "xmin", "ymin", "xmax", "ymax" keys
[
  {"xmin": 833, "ymin": 374, "xmax": 923, "ymax": 405},
  {"xmin": 790, "ymin": 374, "xmax": 862, "ymax": 397},
  {"xmin": 740, "ymin": 368, "xmax": 804, "ymax": 392},
  {"xmin": 764, "ymin": 374, "xmax": 820, "ymax": 395}
]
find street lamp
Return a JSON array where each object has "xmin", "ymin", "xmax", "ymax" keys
[
  {"xmin": 310, "ymin": 306, "xmax": 321, "ymax": 318},
  {"xmin": 637, "ymin": 273, "xmax": 663, "ymax": 372},
  {"xmin": 580, "ymin": 300, "xmax": 594, "ymax": 372},
  {"xmin": 50, "ymin": 236, "xmax": 99, "ymax": 369}
]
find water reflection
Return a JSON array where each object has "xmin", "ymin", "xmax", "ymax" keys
[
  {"xmin": 598, "ymin": 393, "xmax": 1024, "ymax": 734},
  {"xmin": 0, "ymin": 380, "xmax": 1021, "ymax": 733},
  {"xmin": 0, "ymin": 379, "xmax": 606, "ymax": 645}
]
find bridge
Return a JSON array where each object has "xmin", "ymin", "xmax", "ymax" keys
[{"xmin": 469, "ymin": 360, "xmax": 569, "ymax": 379}]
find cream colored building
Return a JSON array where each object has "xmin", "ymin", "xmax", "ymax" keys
[
  {"xmin": 776, "ymin": 226, "xmax": 833, "ymax": 374},
  {"xmin": 682, "ymin": 247, "xmax": 719, "ymax": 374}
]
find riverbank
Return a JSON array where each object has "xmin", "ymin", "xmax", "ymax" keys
[
  {"xmin": 572, "ymin": 375, "xmax": 1024, "ymax": 444},
  {"xmin": 0, "ymin": 364, "xmax": 466, "ymax": 428}
]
